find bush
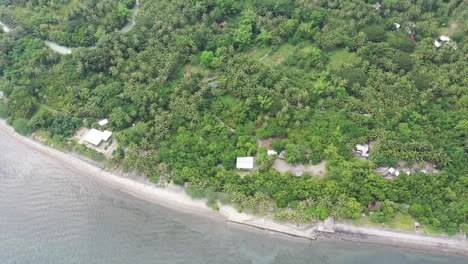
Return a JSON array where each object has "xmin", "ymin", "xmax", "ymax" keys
[
  {"xmin": 150, "ymin": 175, "xmax": 159, "ymax": 183},
  {"xmin": 85, "ymin": 118, "xmax": 96, "ymax": 128},
  {"xmin": 13, "ymin": 118, "xmax": 32, "ymax": 135},
  {"xmin": 8, "ymin": 88, "xmax": 37, "ymax": 119},
  {"xmin": 256, "ymin": 119, "xmax": 285, "ymax": 139},
  {"xmin": 285, "ymin": 143, "xmax": 304, "ymax": 164},
  {"xmin": 185, "ymin": 185, "xmax": 205, "ymax": 199},
  {"xmin": 271, "ymin": 139, "xmax": 287, "ymax": 152},
  {"xmin": 370, "ymin": 212, "xmax": 386, "ymax": 223},
  {"xmin": 0, "ymin": 101, "xmax": 7, "ymax": 118},
  {"xmin": 409, "ymin": 203, "xmax": 424, "ymax": 217},
  {"xmin": 207, "ymin": 200, "xmax": 219, "ymax": 210},
  {"xmin": 200, "ymin": 51, "xmax": 214, "ymax": 68},
  {"xmin": 451, "ymin": 31, "xmax": 464, "ymax": 42},
  {"xmin": 218, "ymin": 193, "xmax": 231, "ymax": 205},
  {"xmin": 284, "ymin": 47, "xmax": 323, "ymax": 68},
  {"xmin": 172, "ymin": 173, "xmax": 188, "ymax": 186},
  {"xmin": 205, "ymin": 187, "xmax": 217, "ymax": 202}
]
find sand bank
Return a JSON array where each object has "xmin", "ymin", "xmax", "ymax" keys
[{"xmin": 0, "ymin": 119, "xmax": 467, "ymax": 257}]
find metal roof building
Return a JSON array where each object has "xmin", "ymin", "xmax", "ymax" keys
[
  {"xmin": 236, "ymin": 157, "xmax": 254, "ymax": 170},
  {"xmin": 83, "ymin": 129, "xmax": 112, "ymax": 146},
  {"xmin": 98, "ymin": 119, "xmax": 109, "ymax": 126}
]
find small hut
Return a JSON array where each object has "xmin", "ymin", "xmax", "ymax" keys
[
  {"xmin": 219, "ymin": 21, "xmax": 228, "ymax": 27},
  {"xmin": 355, "ymin": 144, "xmax": 370, "ymax": 158}
]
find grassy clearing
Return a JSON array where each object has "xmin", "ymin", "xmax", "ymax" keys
[
  {"xmin": 352, "ymin": 213, "xmax": 449, "ymax": 235},
  {"xmin": 184, "ymin": 64, "xmax": 212, "ymax": 78},
  {"xmin": 387, "ymin": 214, "xmax": 415, "ymax": 231},
  {"xmin": 261, "ymin": 44, "xmax": 295, "ymax": 65},
  {"xmin": 354, "ymin": 214, "xmax": 417, "ymax": 231},
  {"xmin": 246, "ymin": 46, "xmax": 270, "ymax": 60},
  {"xmin": 327, "ymin": 49, "xmax": 360, "ymax": 71},
  {"xmin": 248, "ymin": 44, "xmax": 295, "ymax": 65},
  {"xmin": 422, "ymin": 225, "xmax": 446, "ymax": 236}
]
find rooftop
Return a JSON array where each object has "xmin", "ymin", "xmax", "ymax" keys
[
  {"xmin": 98, "ymin": 119, "xmax": 109, "ymax": 126},
  {"xmin": 355, "ymin": 144, "xmax": 369, "ymax": 158},
  {"xmin": 439, "ymin": 35, "xmax": 450, "ymax": 42},
  {"xmin": 83, "ymin": 129, "xmax": 113, "ymax": 146},
  {"xmin": 236, "ymin": 157, "xmax": 254, "ymax": 170}
]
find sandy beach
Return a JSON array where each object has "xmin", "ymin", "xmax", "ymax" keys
[{"xmin": 1, "ymin": 119, "xmax": 467, "ymax": 257}]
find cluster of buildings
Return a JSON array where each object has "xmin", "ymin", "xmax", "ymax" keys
[
  {"xmin": 376, "ymin": 167, "xmax": 410, "ymax": 179},
  {"xmin": 434, "ymin": 35, "xmax": 452, "ymax": 48},
  {"xmin": 354, "ymin": 143, "xmax": 440, "ymax": 179},
  {"xmin": 376, "ymin": 162, "xmax": 439, "ymax": 180}
]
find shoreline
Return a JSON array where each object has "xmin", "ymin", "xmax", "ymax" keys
[{"xmin": 0, "ymin": 119, "xmax": 467, "ymax": 257}]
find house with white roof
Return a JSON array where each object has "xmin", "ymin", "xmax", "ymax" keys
[
  {"xmin": 355, "ymin": 144, "xmax": 370, "ymax": 158},
  {"xmin": 236, "ymin": 157, "xmax": 254, "ymax": 170},
  {"xmin": 83, "ymin": 129, "xmax": 113, "ymax": 146}
]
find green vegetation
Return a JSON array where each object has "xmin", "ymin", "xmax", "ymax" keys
[
  {"xmin": 0, "ymin": 0, "xmax": 466, "ymax": 235},
  {"xmin": 0, "ymin": 0, "xmax": 135, "ymax": 46}
]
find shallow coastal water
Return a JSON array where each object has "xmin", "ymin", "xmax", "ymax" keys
[{"xmin": 0, "ymin": 127, "xmax": 467, "ymax": 264}]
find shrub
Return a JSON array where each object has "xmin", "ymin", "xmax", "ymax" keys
[
  {"xmin": 200, "ymin": 51, "xmax": 214, "ymax": 68},
  {"xmin": 218, "ymin": 193, "xmax": 231, "ymax": 205},
  {"xmin": 370, "ymin": 212, "xmax": 385, "ymax": 223},
  {"xmin": 8, "ymin": 88, "xmax": 37, "ymax": 119},
  {"xmin": 451, "ymin": 31, "xmax": 464, "ymax": 42},
  {"xmin": 271, "ymin": 139, "xmax": 287, "ymax": 152},
  {"xmin": 207, "ymin": 200, "xmax": 219, "ymax": 210},
  {"xmin": 150, "ymin": 175, "xmax": 159, "ymax": 183},
  {"xmin": 205, "ymin": 187, "xmax": 217, "ymax": 202},
  {"xmin": 13, "ymin": 118, "xmax": 32, "ymax": 135},
  {"xmin": 0, "ymin": 101, "xmax": 7, "ymax": 118},
  {"xmin": 185, "ymin": 185, "xmax": 205, "ymax": 199},
  {"xmin": 285, "ymin": 143, "xmax": 304, "ymax": 164}
]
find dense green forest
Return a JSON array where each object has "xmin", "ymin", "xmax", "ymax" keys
[
  {"xmin": 0, "ymin": 0, "xmax": 467, "ymax": 234},
  {"xmin": 0, "ymin": 0, "xmax": 135, "ymax": 46}
]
